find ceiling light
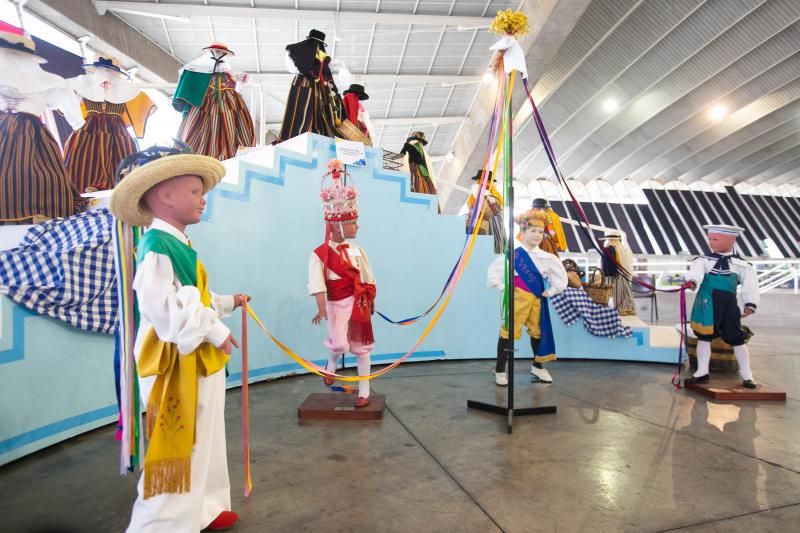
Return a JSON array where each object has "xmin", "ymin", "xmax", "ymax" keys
[
  {"xmin": 602, "ymin": 98, "xmax": 618, "ymax": 113},
  {"xmin": 109, "ymin": 8, "xmax": 191, "ymax": 23},
  {"xmin": 709, "ymin": 104, "xmax": 727, "ymax": 121}
]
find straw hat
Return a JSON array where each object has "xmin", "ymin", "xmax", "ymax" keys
[
  {"xmin": 599, "ymin": 230, "xmax": 623, "ymax": 241},
  {"xmin": 83, "ymin": 56, "xmax": 130, "ymax": 79},
  {"xmin": 110, "ymin": 154, "xmax": 225, "ymax": 227},
  {"xmin": 0, "ymin": 30, "xmax": 45, "ymax": 63}
]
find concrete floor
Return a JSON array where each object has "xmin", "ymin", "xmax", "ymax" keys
[{"xmin": 1, "ymin": 323, "xmax": 798, "ymax": 532}]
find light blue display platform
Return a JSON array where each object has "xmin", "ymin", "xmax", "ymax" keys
[{"xmin": 0, "ymin": 134, "xmax": 678, "ymax": 465}]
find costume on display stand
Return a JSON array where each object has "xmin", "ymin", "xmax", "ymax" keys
[
  {"xmin": 400, "ymin": 131, "xmax": 438, "ymax": 197},
  {"xmin": 309, "ymin": 160, "xmax": 376, "ymax": 407},
  {"xmin": 173, "ymin": 43, "xmax": 255, "ymax": 160},
  {"xmin": 340, "ymin": 83, "xmax": 373, "ymax": 145},
  {"xmin": 530, "ymin": 198, "xmax": 566, "ymax": 256},
  {"xmin": 600, "ymin": 230, "xmax": 636, "ymax": 316},
  {"xmin": 280, "ymin": 30, "xmax": 343, "ymax": 141},
  {"xmin": 466, "ymin": 169, "xmax": 506, "ymax": 254},
  {"xmin": 487, "ymin": 209, "xmax": 567, "ymax": 386},
  {"xmin": 0, "ymin": 30, "xmax": 85, "ymax": 224},
  {"xmin": 110, "ymin": 145, "xmax": 246, "ymax": 532},
  {"xmin": 65, "ymin": 57, "xmax": 156, "ymax": 192},
  {"xmin": 685, "ymin": 224, "xmax": 758, "ymax": 389}
]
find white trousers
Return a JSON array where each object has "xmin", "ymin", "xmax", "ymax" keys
[
  {"xmin": 324, "ymin": 296, "xmax": 373, "ymax": 398},
  {"xmin": 127, "ymin": 369, "xmax": 231, "ymax": 533}
]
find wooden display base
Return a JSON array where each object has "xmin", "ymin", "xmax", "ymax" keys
[
  {"xmin": 298, "ymin": 393, "xmax": 385, "ymax": 420},
  {"xmin": 685, "ymin": 378, "xmax": 786, "ymax": 402}
]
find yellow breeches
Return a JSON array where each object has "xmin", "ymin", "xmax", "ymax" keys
[{"xmin": 500, "ymin": 287, "xmax": 542, "ymax": 340}]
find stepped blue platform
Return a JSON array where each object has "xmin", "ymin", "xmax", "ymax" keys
[{"xmin": 0, "ymin": 134, "xmax": 679, "ymax": 465}]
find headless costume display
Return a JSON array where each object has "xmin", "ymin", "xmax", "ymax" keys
[
  {"xmin": 0, "ymin": 30, "xmax": 85, "ymax": 224},
  {"xmin": 65, "ymin": 57, "xmax": 156, "ymax": 192},
  {"xmin": 109, "ymin": 149, "xmax": 239, "ymax": 532},
  {"xmin": 487, "ymin": 209, "xmax": 567, "ymax": 384},
  {"xmin": 531, "ymin": 198, "xmax": 566, "ymax": 256},
  {"xmin": 466, "ymin": 169, "xmax": 506, "ymax": 254},
  {"xmin": 308, "ymin": 161, "xmax": 376, "ymax": 404},
  {"xmin": 600, "ymin": 231, "xmax": 636, "ymax": 316},
  {"xmin": 401, "ymin": 131, "xmax": 438, "ymax": 197},
  {"xmin": 174, "ymin": 43, "xmax": 255, "ymax": 160},
  {"xmin": 686, "ymin": 225, "xmax": 759, "ymax": 388},
  {"xmin": 280, "ymin": 30, "xmax": 343, "ymax": 141},
  {"xmin": 340, "ymin": 83, "xmax": 373, "ymax": 145}
]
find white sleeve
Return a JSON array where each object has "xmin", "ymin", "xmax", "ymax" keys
[
  {"xmin": 308, "ymin": 252, "xmax": 326, "ymax": 295},
  {"xmin": 356, "ymin": 247, "xmax": 377, "ymax": 285},
  {"xmin": 487, "ymin": 255, "xmax": 505, "ymax": 290},
  {"xmin": 210, "ymin": 292, "xmax": 236, "ymax": 318},
  {"xmin": 685, "ymin": 257, "xmax": 706, "ymax": 289},
  {"xmin": 544, "ymin": 256, "xmax": 568, "ymax": 296},
  {"xmin": 285, "ymin": 51, "xmax": 299, "ymax": 74},
  {"xmin": 740, "ymin": 263, "xmax": 760, "ymax": 311},
  {"xmin": 48, "ymin": 86, "xmax": 85, "ymax": 130},
  {"xmin": 134, "ymin": 252, "xmax": 230, "ymax": 354}
]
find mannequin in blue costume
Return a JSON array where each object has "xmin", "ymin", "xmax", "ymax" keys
[{"xmin": 685, "ymin": 225, "xmax": 758, "ymax": 389}]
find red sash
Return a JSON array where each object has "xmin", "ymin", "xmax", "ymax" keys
[{"xmin": 314, "ymin": 243, "xmax": 376, "ymax": 344}]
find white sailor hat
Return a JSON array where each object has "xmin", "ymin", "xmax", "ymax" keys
[{"xmin": 703, "ymin": 224, "xmax": 745, "ymax": 236}]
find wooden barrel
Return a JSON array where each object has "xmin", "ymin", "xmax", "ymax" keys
[{"xmin": 686, "ymin": 326, "xmax": 753, "ymax": 374}]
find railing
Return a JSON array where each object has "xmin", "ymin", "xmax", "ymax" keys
[{"xmin": 563, "ymin": 254, "xmax": 800, "ymax": 295}]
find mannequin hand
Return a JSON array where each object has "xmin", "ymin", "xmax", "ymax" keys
[
  {"xmin": 542, "ymin": 290, "xmax": 550, "ymax": 298},
  {"xmin": 312, "ymin": 310, "xmax": 328, "ymax": 325},
  {"xmin": 741, "ymin": 308, "xmax": 754, "ymax": 318},
  {"xmin": 233, "ymin": 293, "xmax": 250, "ymax": 309},
  {"xmin": 236, "ymin": 72, "xmax": 250, "ymax": 84},
  {"xmin": 217, "ymin": 334, "xmax": 240, "ymax": 355}
]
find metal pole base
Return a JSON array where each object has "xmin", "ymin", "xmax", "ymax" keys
[{"xmin": 467, "ymin": 400, "xmax": 557, "ymax": 433}]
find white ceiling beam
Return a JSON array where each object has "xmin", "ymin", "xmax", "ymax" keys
[
  {"xmin": 94, "ymin": 1, "xmax": 495, "ymax": 26},
  {"xmin": 247, "ymin": 73, "xmax": 481, "ymax": 84},
  {"xmin": 263, "ymin": 115, "xmax": 468, "ymax": 129}
]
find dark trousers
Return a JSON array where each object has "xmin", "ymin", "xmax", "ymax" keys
[{"xmin": 495, "ymin": 336, "xmax": 540, "ymax": 373}]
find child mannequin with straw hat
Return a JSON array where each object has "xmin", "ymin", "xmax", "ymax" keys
[{"xmin": 110, "ymin": 145, "xmax": 249, "ymax": 532}]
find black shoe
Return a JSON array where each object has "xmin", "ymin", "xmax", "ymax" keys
[
  {"xmin": 742, "ymin": 380, "xmax": 757, "ymax": 389},
  {"xmin": 684, "ymin": 374, "xmax": 710, "ymax": 385}
]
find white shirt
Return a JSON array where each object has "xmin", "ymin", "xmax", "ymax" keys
[
  {"xmin": 487, "ymin": 244, "xmax": 567, "ymax": 296},
  {"xmin": 686, "ymin": 252, "xmax": 759, "ymax": 310},
  {"xmin": 308, "ymin": 240, "xmax": 376, "ymax": 295},
  {"xmin": 69, "ymin": 70, "xmax": 141, "ymax": 104},
  {"xmin": 132, "ymin": 218, "xmax": 234, "ymax": 357}
]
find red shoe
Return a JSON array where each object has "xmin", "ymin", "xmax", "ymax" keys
[
  {"xmin": 323, "ymin": 374, "xmax": 335, "ymax": 386},
  {"xmin": 204, "ymin": 511, "xmax": 239, "ymax": 531},
  {"xmin": 354, "ymin": 396, "xmax": 370, "ymax": 408}
]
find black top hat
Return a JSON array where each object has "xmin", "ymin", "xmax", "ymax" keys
[
  {"xmin": 531, "ymin": 198, "xmax": 549, "ymax": 208},
  {"xmin": 471, "ymin": 169, "xmax": 493, "ymax": 181},
  {"xmin": 307, "ymin": 29, "xmax": 326, "ymax": 44},
  {"xmin": 343, "ymin": 83, "xmax": 369, "ymax": 101},
  {"xmin": 406, "ymin": 131, "xmax": 427, "ymax": 145}
]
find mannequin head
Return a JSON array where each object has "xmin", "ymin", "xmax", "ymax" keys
[
  {"xmin": 707, "ymin": 232, "xmax": 737, "ymax": 254},
  {"xmin": 142, "ymin": 175, "xmax": 206, "ymax": 232},
  {"xmin": 520, "ymin": 224, "xmax": 544, "ymax": 249},
  {"xmin": 329, "ymin": 220, "xmax": 358, "ymax": 242}
]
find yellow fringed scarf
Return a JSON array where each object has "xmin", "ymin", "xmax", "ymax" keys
[{"xmin": 137, "ymin": 259, "xmax": 228, "ymax": 499}]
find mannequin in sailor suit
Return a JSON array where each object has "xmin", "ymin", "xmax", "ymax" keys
[{"xmin": 685, "ymin": 225, "xmax": 759, "ymax": 388}]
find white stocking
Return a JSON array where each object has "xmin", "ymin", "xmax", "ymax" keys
[
  {"xmin": 733, "ymin": 344, "xmax": 753, "ymax": 381},
  {"xmin": 326, "ymin": 353, "xmax": 339, "ymax": 373},
  {"xmin": 695, "ymin": 341, "xmax": 711, "ymax": 377},
  {"xmin": 356, "ymin": 354, "xmax": 371, "ymax": 398}
]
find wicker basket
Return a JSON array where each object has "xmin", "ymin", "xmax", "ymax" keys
[
  {"xmin": 583, "ymin": 269, "xmax": 612, "ymax": 306},
  {"xmin": 338, "ymin": 119, "xmax": 372, "ymax": 146}
]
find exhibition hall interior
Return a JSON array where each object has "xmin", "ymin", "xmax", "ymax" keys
[{"xmin": 1, "ymin": 0, "xmax": 799, "ymax": 531}]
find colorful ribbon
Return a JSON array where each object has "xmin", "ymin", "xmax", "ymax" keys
[{"xmin": 240, "ymin": 304, "xmax": 252, "ymax": 496}]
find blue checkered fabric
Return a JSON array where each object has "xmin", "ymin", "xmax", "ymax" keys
[
  {"xmin": 551, "ymin": 287, "xmax": 632, "ymax": 338},
  {"xmin": 0, "ymin": 209, "xmax": 116, "ymax": 334}
]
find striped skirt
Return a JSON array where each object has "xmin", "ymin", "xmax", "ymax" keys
[
  {"xmin": 178, "ymin": 86, "xmax": 256, "ymax": 161},
  {"xmin": 610, "ymin": 276, "xmax": 637, "ymax": 315},
  {"xmin": 0, "ymin": 112, "xmax": 81, "ymax": 224},
  {"xmin": 279, "ymin": 75, "xmax": 343, "ymax": 142},
  {"xmin": 64, "ymin": 104, "xmax": 138, "ymax": 192},
  {"xmin": 409, "ymin": 161, "xmax": 437, "ymax": 195}
]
